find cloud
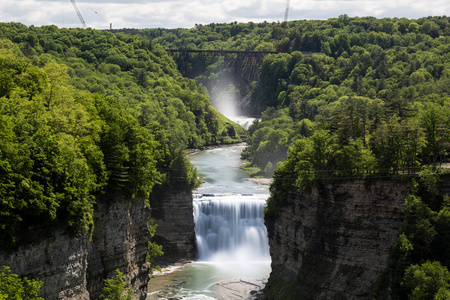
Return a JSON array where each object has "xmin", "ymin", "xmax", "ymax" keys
[{"xmin": 1, "ymin": 0, "xmax": 449, "ymax": 29}]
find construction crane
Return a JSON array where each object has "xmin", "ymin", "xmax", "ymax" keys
[
  {"xmin": 274, "ymin": 0, "xmax": 290, "ymax": 52},
  {"xmin": 278, "ymin": 0, "xmax": 291, "ymax": 52},
  {"xmin": 70, "ymin": 0, "xmax": 87, "ymax": 29},
  {"xmin": 279, "ymin": 0, "xmax": 290, "ymax": 52}
]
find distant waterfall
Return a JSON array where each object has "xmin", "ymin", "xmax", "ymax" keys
[
  {"xmin": 194, "ymin": 193, "xmax": 270, "ymax": 262},
  {"xmin": 229, "ymin": 116, "xmax": 256, "ymax": 130}
]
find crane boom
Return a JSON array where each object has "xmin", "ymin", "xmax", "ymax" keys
[
  {"xmin": 279, "ymin": 0, "xmax": 290, "ymax": 52},
  {"xmin": 283, "ymin": 0, "xmax": 290, "ymax": 23},
  {"xmin": 70, "ymin": 0, "xmax": 87, "ymax": 29}
]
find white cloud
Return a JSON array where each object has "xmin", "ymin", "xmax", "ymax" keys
[{"xmin": 1, "ymin": 0, "xmax": 449, "ymax": 29}]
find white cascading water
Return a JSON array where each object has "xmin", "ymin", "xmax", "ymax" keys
[
  {"xmin": 146, "ymin": 144, "xmax": 271, "ymax": 300},
  {"xmin": 190, "ymin": 143, "xmax": 271, "ymax": 266},
  {"xmin": 194, "ymin": 193, "xmax": 270, "ymax": 262},
  {"xmin": 230, "ymin": 116, "xmax": 256, "ymax": 130}
]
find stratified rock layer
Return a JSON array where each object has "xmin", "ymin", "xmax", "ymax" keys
[
  {"xmin": 149, "ymin": 190, "xmax": 196, "ymax": 265},
  {"xmin": 0, "ymin": 230, "xmax": 90, "ymax": 300},
  {"xmin": 264, "ymin": 179, "xmax": 409, "ymax": 300},
  {"xmin": 0, "ymin": 190, "xmax": 196, "ymax": 299},
  {"xmin": 87, "ymin": 195, "xmax": 152, "ymax": 300}
]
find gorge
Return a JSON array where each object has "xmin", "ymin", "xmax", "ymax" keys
[{"xmin": 1, "ymin": 16, "xmax": 450, "ymax": 300}]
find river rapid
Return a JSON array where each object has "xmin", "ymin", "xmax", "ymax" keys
[{"xmin": 146, "ymin": 143, "xmax": 271, "ymax": 300}]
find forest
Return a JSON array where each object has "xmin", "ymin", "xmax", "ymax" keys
[
  {"xmin": 121, "ymin": 15, "xmax": 450, "ymax": 299},
  {"xmin": 1, "ymin": 15, "xmax": 450, "ymax": 299},
  {"xmin": 0, "ymin": 23, "xmax": 246, "ymax": 252}
]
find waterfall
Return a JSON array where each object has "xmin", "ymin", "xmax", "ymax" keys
[
  {"xmin": 229, "ymin": 116, "xmax": 256, "ymax": 130},
  {"xmin": 194, "ymin": 193, "xmax": 270, "ymax": 262}
]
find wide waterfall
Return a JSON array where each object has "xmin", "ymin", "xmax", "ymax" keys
[
  {"xmin": 194, "ymin": 193, "xmax": 270, "ymax": 262},
  {"xmin": 147, "ymin": 145, "xmax": 271, "ymax": 299},
  {"xmin": 189, "ymin": 145, "xmax": 270, "ymax": 265}
]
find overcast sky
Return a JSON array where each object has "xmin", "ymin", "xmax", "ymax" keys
[{"xmin": 1, "ymin": 0, "xmax": 449, "ymax": 30}]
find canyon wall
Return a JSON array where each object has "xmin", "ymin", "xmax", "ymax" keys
[
  {"xmin": 0, "ymin": 189, "xmax": 196, "ymax": 299},
  {"xmin": 0, "ymin": 230, "xmax": 90, "ymax": 299},
  {"xmin": 86, "ymin": 195, "xmax": 152, "ymax": 300},
  {"xmin": 264, "ymin": 178, "xmax": 410, "ymax": 300},
  {"xmin": 149, "ymin": 190, "xmax": 196, "ymax": 266}
]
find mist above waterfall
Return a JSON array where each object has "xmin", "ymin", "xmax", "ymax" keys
[{"xmin": 209, "ymin": 81, "xmax": 256, "ymax": 130}]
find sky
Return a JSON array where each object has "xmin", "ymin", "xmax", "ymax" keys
[{"xmin": 1, "ymin": 0, "xmax": 449, "ymax": 30}]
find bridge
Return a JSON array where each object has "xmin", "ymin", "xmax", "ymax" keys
[
  {"xmin": 165, "ymin": 49, "xmax": 279, "ymax": 88},
  {"xmin": 165, "ymin": 49, "xmax": 323, "ymax": 90},
  {"xmin": 165, "ymin": 49, "xmax": 279, "ymax": 55}
]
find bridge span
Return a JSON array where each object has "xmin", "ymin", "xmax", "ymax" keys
[{"xmin": 165, "ymin": 49, "xmax": 322, "ymax": 90}]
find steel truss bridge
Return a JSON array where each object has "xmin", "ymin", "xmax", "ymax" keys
[
  {"xmin": 165, "ymin": 49, "xmax": 320, "ymax": 90},
  {"xmin": 165, "ymin": 49, "xmax": 280, "ymax": 90}
]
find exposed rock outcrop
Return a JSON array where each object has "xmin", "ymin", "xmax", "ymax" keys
[
  {"xmin": 0, "ymin": 189, "xmax": 196, "ymax": 299},
  {"xmin": 264, "ymin": 179, "xmax": 409, "ymax": 300},
  {"xmin": 87, "ymin": 195, "xmax": 152, "ymax": 300},
  {"xmin": 149, "ymin": 190, "xmax": 196, "ymax": 266},
  {"xmin": 0, "ymin": 230, "xmax": 90, "ymax": 300}
]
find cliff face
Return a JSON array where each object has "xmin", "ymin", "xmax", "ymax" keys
[
  {"xmin": 265, "ymin": 179, "xmax": 409, "ymax": 300},
  {"xmin": 0, "ymin": 190, "xmax": 196, "ymax": 299},
  {"xmin": 87, "ymin": 195, "xmax": 152, "ymax": 300},
  {"xmin": 0, "ymin": 230, "xmax": 90, "ymax": 299},
  {"xmin": 149, "ymin": 190, "xmax": 196, "ymax": 265}
]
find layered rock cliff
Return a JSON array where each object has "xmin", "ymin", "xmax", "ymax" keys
[
  {"xmin": 149, "ymin": 190, "xmax": 196, "ymax": 266},
  {"xmin": 264, "ymin": 179, "xmax": 409, "ymax": 300},
  {"xmin": 0, "ymin": 230, "xmax": 90, "ymax": 299},
  {"xmin": 87, "ymin": 195, "xmax": 152, "ymax": 300},
  {"xmin": 0, "ymin": 190, "xmax": 196, "ymax": 299}
]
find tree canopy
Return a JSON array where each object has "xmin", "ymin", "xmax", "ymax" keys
[{"xmin": 0, "ymin": 23, "xmax": 244, "ymax": 249}]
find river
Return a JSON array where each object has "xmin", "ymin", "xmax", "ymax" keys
[{"xmin": 146, "ymin": 143, "xmax": 271, "ymax": 300}]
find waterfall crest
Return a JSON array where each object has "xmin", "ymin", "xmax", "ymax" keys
[{"xmin": 194, "ymin": 193, "xmax": 270, "ymax": 262}]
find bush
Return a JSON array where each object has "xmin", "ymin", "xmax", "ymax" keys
[{"xmin": 0, "ymin": 266, "xmax": 43, "ymax": 300}]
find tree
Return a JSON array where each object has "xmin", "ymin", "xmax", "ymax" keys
[
  {"xmin": 0, "ymin": 266, "xmax": 43, "ymax": 300},
  {"xmin": 419, "ymin": 102, "xmax": 449, "ymax": 167},
  {"xmin": 147, "ymin": 219, "xmax": 164, "ymax": 274},
  {"xmin": 99, "ymin": 269, "xmax": 134, "ymax": 300},
  {"xmin": 403, "ymin": 261, "xmax": 450, "ymax": 300}
]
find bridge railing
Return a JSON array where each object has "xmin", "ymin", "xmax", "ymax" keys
[{"xmin": 165, "ymin": 49, "xmax": 323, "ymax": 56}]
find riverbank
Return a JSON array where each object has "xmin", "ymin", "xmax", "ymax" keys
[
  {"xmin": 246, "ymin": 177, "xmax": 273, "ymax": 186},
  {"xmin": 147, "ymin": 264, "xmax": 266, "ymax": 300}
]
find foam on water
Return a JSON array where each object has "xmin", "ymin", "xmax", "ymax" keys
[{"xmin": 194, "ymin": 193, "xmax": 270, "ymax": 263}]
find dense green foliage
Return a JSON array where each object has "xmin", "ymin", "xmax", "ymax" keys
[
  {"xmin": 146, "ymin": 219, "xmax": 164, "ymax": 273},
  {"xmin": 250, "ymin": 19, "xmax": 449, "ymax": 177},
  {"xmin": 1, "ymin": 43, "xmax": 101, "ymax": 246},
  {"xmin": 403, "ymin": 261, "xmax": 450, "ymax": 300},
  {"xmin": 0, "ymin": 42, "xmax": 164, "ymax": 247},
  {"xmin": 121, "ymin": 16, "xmax": 450, "ymax": 178},
  {"xmin": 0, "ymin": 22, "xmax": 245, "ymax": 149},
  {"xmin": 0, "ymin": 22, "xmax": 244, "ymax": 251},
  {"xmin": 99, "ymin": 269, "xmax": 134, "ymax": 300},
  {"xmin": 372, "ymin": 173, "xmax": 450, "ymax": 299},
  {"xmin": 0, "ymin": 266, "xmax": 43, "ymax": 299}
]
